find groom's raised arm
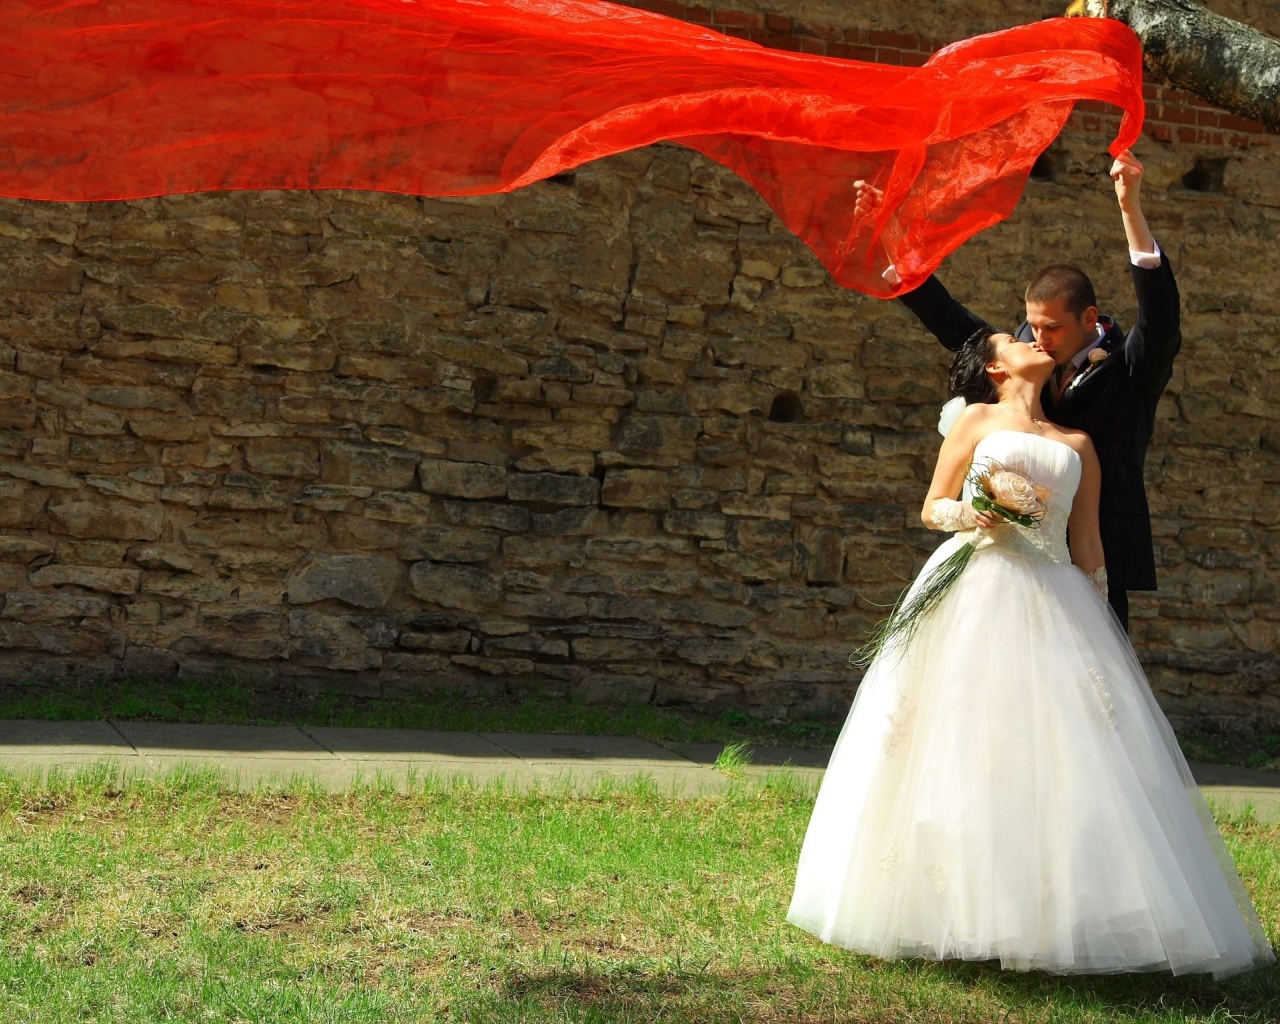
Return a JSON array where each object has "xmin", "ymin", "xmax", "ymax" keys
[
  {"xmin": 1125, "ymin": 255, "xmax": 1181, "ymax": 400},
  {"xmin": 850, "ymin": 179, "xmax": 993, "ymax": 351},
  {"xmin": 1110, "ymin": 150, "xmax": 1182, "ymax": 401},
  {"xmin": 897, "ymin": 274, "xmax": 995, "ymax": 353}
]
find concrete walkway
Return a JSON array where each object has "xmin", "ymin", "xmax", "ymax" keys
[
  {"xmin": 1, "ymin": 720, "xmax": 1278, "ymax": 819},
  {"xmin": 0, "ymin": 719, "xmax": 828, "ymax": 796}
]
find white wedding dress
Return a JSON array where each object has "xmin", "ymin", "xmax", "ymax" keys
[{"xmin": 788, "ymin": 430, "xmax": 1274, "ymax": 978}]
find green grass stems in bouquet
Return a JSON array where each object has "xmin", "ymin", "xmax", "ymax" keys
[{"xmin": 852, "ymin": 460, "xmax": 1050, "ymax": 666}]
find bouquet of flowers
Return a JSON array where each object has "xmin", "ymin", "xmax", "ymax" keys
[
  {"xmin": 853, "ymin": 460, "xmax": 1050, "ymax": 665},
  {"xmin": 969, "ymin": 461, "xmax": 1050, "ymax": 527}
]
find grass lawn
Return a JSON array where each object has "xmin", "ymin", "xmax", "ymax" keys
[
  {"xmin": 0, "ymin": 676, "xmax": 843, "ymax": 749},
  {"xmin": 1, "ymin": 765, "xmax": 1277, "ymax": 1023}
]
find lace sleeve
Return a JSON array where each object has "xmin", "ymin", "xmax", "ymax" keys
[
  {"xmin": 1086, "ymin": 565, "xmax": 1108, "ymax": 601},
  {"xmin": 930, "ymin": 498, "xmax": 977, "ymax": 532}
]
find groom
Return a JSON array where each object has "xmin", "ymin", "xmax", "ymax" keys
[{"xmin": 887, "ymin": 151, "xmax": 1181, "ymax": 630}]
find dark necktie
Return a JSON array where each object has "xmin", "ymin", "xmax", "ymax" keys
[{"xmin": 1055, "ymin": 362, "xmax": 1079, "ymax": 398}]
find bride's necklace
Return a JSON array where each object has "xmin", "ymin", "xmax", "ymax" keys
[{"xmin": 1000, "ymin": 402, "xmax": 1047, "ymax": 431}]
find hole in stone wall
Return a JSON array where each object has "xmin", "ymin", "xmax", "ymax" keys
[
  {"xmin": 1029, "ymin": 149, "xmax": 1063, "ymax": 183},
  {"xmin": 546, "ymin": 171, "xmax": 577, "ymax": 187},
  {"xmin": 473, "ymin": 370, "xmax": 499, "ymax": 403},
  {"xmin": 768, "ymin": 392, "xmax": 803, "ymax": 423},
  {"xmin": 1183, "ymin": 157, "xmax": 1228, "ymax": 193}
]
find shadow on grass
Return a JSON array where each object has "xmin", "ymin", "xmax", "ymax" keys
[
  {"xmin": 949, "ymin": 956, "xmax": 1280, "ymax": 1020},
  {"xmin": 489, "ymin": 962, "xmax": 815, "ymax": 1024},
  {"xmin": 481, "ymin": 954, "xmax": 1280, "ymax": 1024}
]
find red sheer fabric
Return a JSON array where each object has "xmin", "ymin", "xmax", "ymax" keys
[{"xmin": 2, "ymin": 0, "xmax": 1142, "ymax": 295}]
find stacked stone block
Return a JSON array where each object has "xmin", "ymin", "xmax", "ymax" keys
[{"xmin": 0, "ymin": 153, "xmax": 952, "ymax": 719}]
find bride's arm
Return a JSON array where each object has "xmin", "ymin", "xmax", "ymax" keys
[
  {"xmin": 1067, "ymin": 437, "xmax": 1106, "ymax": 580},
  {"xmin": 920, "ymin": 405, "xmax": 1001, "ymax": 529}
]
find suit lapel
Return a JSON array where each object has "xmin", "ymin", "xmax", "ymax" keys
[
  {"xmin": 1056, "ymin": 357, "xmax": 1106, "ymax": 411},
  {"xmin": 1054, "ymin": 345, "xmax": 1116, "ymax": 409},
  {"xmin": 1056, "ymin": 318, "xmax": 1123, "ymax": 411}
]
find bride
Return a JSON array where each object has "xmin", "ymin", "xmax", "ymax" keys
[{"xmin": 787, "ymin": 328, "xmax": 1274, "ymax": 977}]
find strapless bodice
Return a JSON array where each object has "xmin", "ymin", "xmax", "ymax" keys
[{"xmin": 962, "ymin": 430, "xmax": 1081, "ymax": 566}]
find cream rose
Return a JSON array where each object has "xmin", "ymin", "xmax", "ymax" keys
[{"xmin": 987, "ymin": 469, "xmax": 1046, "ymax": 516}]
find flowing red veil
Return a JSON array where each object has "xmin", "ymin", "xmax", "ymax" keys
[{"xmin": 2, "ymin": 0, "xmax": 1143, "ymax": 295}]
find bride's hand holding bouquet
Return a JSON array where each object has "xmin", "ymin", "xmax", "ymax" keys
[{"xmin": 969, "ymin": 462, "xmax": 1050, "ymax": 528}]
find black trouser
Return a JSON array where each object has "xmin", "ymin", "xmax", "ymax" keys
[{"xmin": 1108, "ymin": 587, "xmax": 1129, "ymax": 633}]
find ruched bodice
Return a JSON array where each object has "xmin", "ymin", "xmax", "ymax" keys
[{"xmin": 961, "ymin": 430, "xmax": 1081, "ymax": 567}]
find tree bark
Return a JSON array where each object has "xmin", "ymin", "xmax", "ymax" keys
[{"xmin": 1070, "ymin": 0, "xmax": 1280, "ymax": 130}]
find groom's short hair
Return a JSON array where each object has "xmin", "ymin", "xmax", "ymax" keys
[{"xmin": 1025, "ymin": 265, "xmax": 1097, "ymax": 317}]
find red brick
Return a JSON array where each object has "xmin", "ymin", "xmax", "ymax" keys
[
  {"xmin": 755, "ymin": 31, "xmax": 804, "ymax": 52},
  {"xmin": 1220, "ymin": 113, "xmax": 1266, "ymax": 132},
  {"xmin": 798, "ymin": 37, "xmax": 827, "ymax": 55},
  {"xmin": 632, "ymin": 0, "xmax": 686, "ymax": 18},
  {"xmin": 765, "ymin": 14, "xmax": 792, "ymax": 32},
  {"xmin": 869, "ymin": 29, "xmax": 921, "ymax": 49},
  {"xmin": 683, "ymin": 5, "xmax": 713, "ymax": 23},
  {"xmin": 833, "ymin": 43, "xmax": 879, "ymax": 62},
  {"xmin": 842, "ymin": 27, "xmax": 869, "ymax": 44},
  {"xmin": 1147, "ymin": 124, "xmax": 1173, "ymax": 143},
  {"xmin": 1196, "ymin": 109, "xmax": 1220, "ymax": 127},
  {"xmin": 1159, "ymin": 104, "xmax": 1196, "ymax": 125},
  {"xmin": 712, "ymin": 9, "xmax": 762, "ymax": 28},
  {"xmin": 1227, "ymin": 133, "xmax": 1268, "ymax": 149},
  {"xmin": 876, "ymin": 47, "xmax": 905, "ymax": 64},
  {"xmin": 793, "ymin": 20, "xmax": 842, "ymax": 42},
  {"xmin": 1176, "ymin": 128, "xmax": 1222, "ymax": 146},
  {"xmin": 900, "ymin": 50, "xmax": 929, "ymax": 67}
]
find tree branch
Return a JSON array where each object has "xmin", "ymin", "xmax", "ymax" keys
[{"xmin": 1069, "ymin": 0, "xmax": 1280, "ymax": 131}]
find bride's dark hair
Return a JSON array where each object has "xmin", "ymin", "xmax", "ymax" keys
[{"xmin": 948, "ymin": 328, "xmax": 1000, "ymax": 404}]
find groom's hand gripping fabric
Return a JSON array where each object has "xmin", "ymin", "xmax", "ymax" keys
[
  {"xmin": 853, "ymin": 179, "xmax": 902, "ymax": 287},
  {"xmin": 1110, "ymin": 149, "xmax": 1157, "ymax": 256},
  {"xmin": 853, "ymin": 179, "xmax": 883, "ymax": 220}
]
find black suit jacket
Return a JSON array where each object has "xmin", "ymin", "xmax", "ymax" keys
[{"xmin": 899, "ymin": 256, "xmax": 1181, "ymax": 592}]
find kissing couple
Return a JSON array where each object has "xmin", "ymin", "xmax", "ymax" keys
[{"xmin": 788, "ymin": 151, "xmax": 1274, "ymax": 978}]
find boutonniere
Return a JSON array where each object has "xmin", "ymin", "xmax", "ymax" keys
[{"xmin": 1066, "ymin": 348, "xmax": 1109, "ymax": 391}]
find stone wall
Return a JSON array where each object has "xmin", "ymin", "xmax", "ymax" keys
[{"xmin": 0, "ymin": 0, "xmax": 1277, "ymax": 731}]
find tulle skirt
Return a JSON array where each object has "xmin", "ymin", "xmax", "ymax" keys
[{"xmin": 788, "ymin": 540, "xmax": 1274, "ymax": 978}]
